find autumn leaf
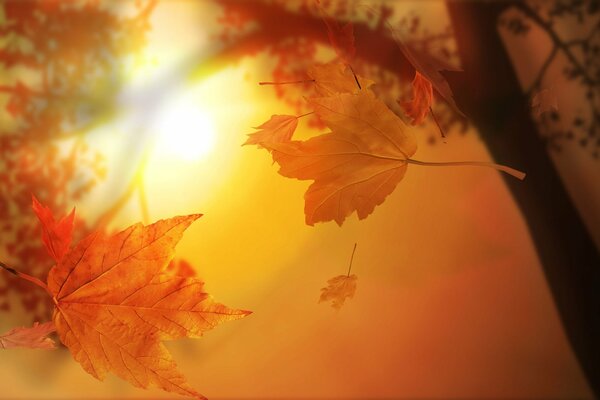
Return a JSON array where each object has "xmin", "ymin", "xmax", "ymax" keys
[
  {"xmin": 531, "ymin": 87, "xmax": 558, "ymax": 117},
  {"xmin": 0, "ymin": 321, "xmax": 56, "ymax": 350},
  {"xmin": 307, "ymin": 62, "xmax": 373, "ymax": 97},
  {"xmin": 320, "ymin": 274, "xmax": 357, "ymax": 310},
  {"xmin": 32, "ymin": 195, "xmax": 75, "ymax": 263},
  {"xmin": 401, "ymin": 71, "xmax": 434, "ymax": 125},
  {"xmin": 46, "ymin": 214, "xmax": 250, "ymax": 400},
  {"xmin": 320, "ymin": 243, "xmax": 358, "ymax": 310},
  {"xmin": 244, "ymin": 114, "xmax": 299, "ymax": 147},
  {"xmin": 390, "ymin": 29, "xmax": 465, "ymax": 117},
  {"xmin": 262, "ymin": 91, "xmax": 417, "ymax": 226}
]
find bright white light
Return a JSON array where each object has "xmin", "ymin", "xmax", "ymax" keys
[{"xmin": 153, "ymin": 93, "xmax": 216, "ymax": 161}]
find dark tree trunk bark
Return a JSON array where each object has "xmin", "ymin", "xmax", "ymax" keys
[{"xmin": 445, "ymin": 2, "xmax": 600, "ymax": 396}]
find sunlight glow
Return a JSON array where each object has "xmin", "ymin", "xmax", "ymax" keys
[{"xmin": 153, "ymin": 93, "xmax": 216, "ymax": 161}]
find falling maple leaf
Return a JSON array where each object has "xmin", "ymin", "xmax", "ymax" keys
[
  {"xmin": 401, "ymin": 71, "xmax": 434, "ymax": 125},
  {"xmin": 244, "ymin": 114, "xmax": 299, "ymax": 148},
  {"xmin": 32, "ymin": 195, "xmax": 75, "ymax": 263},
  {"xmin": 320, "ymin": 243, "xmax": 358, "ymax": 310},
  {"xmin": 44, "ymin": 214, "xmax": 250, "ymax": 399},
  {"xmin": 390, "ymin": 29, "xmax": 465, "ymax": 118},
  {"xmin": 262, "ymin": 91, "xmax": 417, "ymax": 226},
  {"xmin": 320, "ymin": 274, "xmax": 358, "ymax": 310},
  {"xmin": 307, "ymin": 62, "xmax": 373, "ymax": 97},
  {"xmin": 1, "ymin": 199, "xmax": 251, "ymax": 400},
  {"xmin": 0, "ymin": 321, "xmax": 56, "ymax": 350},
  {"xmin": 531, "ymin": 87, "xmax": 558, "ymax": 117},
  {"xmin": 257, "ymin": 87, "xmax": 523, "ymax": 226}
]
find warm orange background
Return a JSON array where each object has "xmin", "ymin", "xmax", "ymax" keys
[{"xmin": 0, "ymin": 1, "xmax": 596, "ymax": 399}]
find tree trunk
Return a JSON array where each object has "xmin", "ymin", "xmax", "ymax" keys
[{"xmin": 445, "ymin": 2, "xmax": 600, "ymax": 396}]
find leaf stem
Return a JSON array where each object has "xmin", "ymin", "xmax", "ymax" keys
[
  {"xmin": 407, "ymin": 158, "xmax": 526, "ymax": 180},
  {"xmin": 297, "ymin": 111, "xmax": 315, "ymax": 119},
  {"xmin": 259, "ymin": 79, "xmax": 316, "ymax": 86},
  {"xmin": 347, "ymin": 64, "xmax": 362, "ymax": 90},
  {"xmin": 0, "ymin": 261, "xmax": 52, "ymax": 297},
  {"xmin": 429, "ymin": 106, "xmax": 446, "ymax": 139},
  {"xmin": 347, "ymin": 243, "xmax": 357, "ymax": 276}
]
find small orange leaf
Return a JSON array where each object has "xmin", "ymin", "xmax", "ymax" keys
[
  {"xmin": 319, "ymin": 274, "xmax": 357, "ymax": 310},
  {"xmin": 244, "ymin": 114, "xmax": 298, "ymax": 147},
  {"xmin": 401, "ymin": 71, "xmax": 434, "ymax": 125},
  {"xmin": 32, "ymin": 195, "xmax": 75, "ymax": 263},
  {"xmin": 48, "ymin": 214, "xmax": 250, "ymax": 400},
  {"xmin": 0, "ymin": 321, "xmax": 56, "ymax": 350}
]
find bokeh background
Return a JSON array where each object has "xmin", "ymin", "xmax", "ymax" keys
[{"xmin": 1, "ymin": 1, "xmax": 598, "ymax": 398}]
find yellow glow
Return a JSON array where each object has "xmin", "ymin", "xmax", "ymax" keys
[{"xmin": 153, "ymin": 91, "xmax": 216, "ymax": 161}]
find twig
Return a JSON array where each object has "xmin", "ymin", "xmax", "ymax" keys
[
  {"xmin": 516, "ymin": 3, "xmax": 596, "ymax": 86},
  {"xmin": 347, "ymin": 243, "xmax": 357, "ymax": 276}
]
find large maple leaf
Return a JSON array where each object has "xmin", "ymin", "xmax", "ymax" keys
[
  {"xmin": 43, "ymin": 214, "xmax": 250, "ymax": 399},
  {"xmin": 262, "ymin": 91, "xmax": 417, "ymax": 226}
]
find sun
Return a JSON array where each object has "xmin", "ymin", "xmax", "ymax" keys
[{"xmin": 152, "ymin": 90, "xmax": 216, "ymax": 161}]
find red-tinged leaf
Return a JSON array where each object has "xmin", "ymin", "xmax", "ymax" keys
[
  {"xmin": 531, "ymin": 87, "xmax": 558, "ymax": 117},
  {"xmin": 319, "ymin": 274, "xmax": 357, "ymax": 310},
  {"xmin": 0, "ymin": 321, "xmax": 56, "ymax": 350},
  {"xmin": 32, "ymin": 195, "xmax": 75, "ymax": 263},
  {"xmin": 244, "ymin": 115, "xmax": 298, "ymax": 147},
  {"xmin": 391, "ymin": 31, "xmax": 465, "ymax": 117},
  {"xmin": 401, "ymin": 71, "xmax": 434, "ymax": 125}
]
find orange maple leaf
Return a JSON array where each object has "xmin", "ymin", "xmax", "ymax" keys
[
  {"xmin": 262, "ymin": 91, "xmax": 417, "ymax": 226},
  {"xmin": 244, "ymin": 114, "xmax": 299, "ymax": 147},
  {"xmin": 2, "ymin": 202, "xmax": 251, "ymax": 398},
  {"xmin": 0, "ymin": 321, "xmax": 56, "ymax": 350},
  {"xmin": 319, "ymin": 243, "xmax": 358, "ymax": 310},
  {"xmin": 43, "ymin": 214, "xmax": 250, "ymax": 399},
  {"xmin": 32, "ymin": 195, "xmax": 75, "ymax": 263},
  {"xmin": 401, "ymin": 71, "xmax": 434, "ymax": 125},
  {"xmin": 319, "ymin": 274, "xmax": 357, "ymax": 310},
  {"xmin": 307, "ymin": 62, "xmax": 373, "ymax": 97}
]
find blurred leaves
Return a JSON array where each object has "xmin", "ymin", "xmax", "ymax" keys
[{"xmin": 0, "ymin": 0, "xmax": 156, "ymax": 321}]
